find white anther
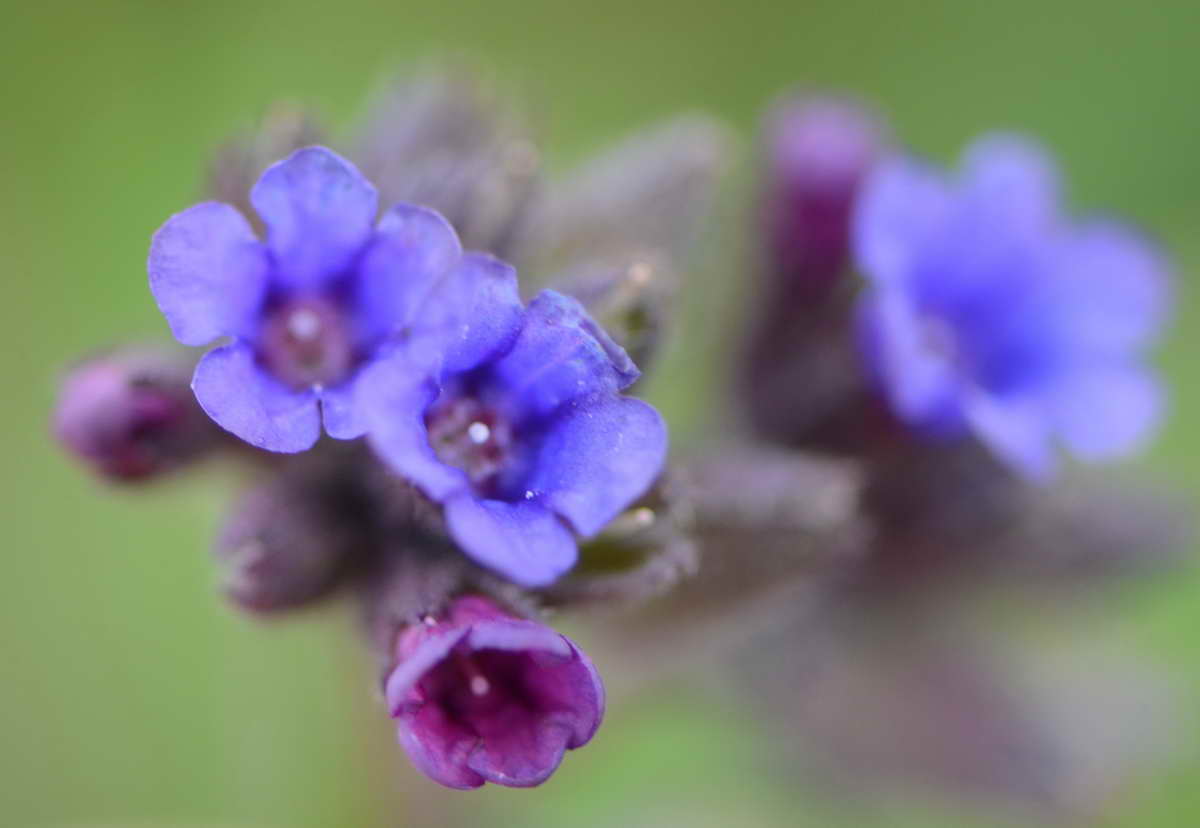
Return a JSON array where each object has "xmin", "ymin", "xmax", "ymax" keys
[
  {"xmin": 470, "ymin": 675, "xmax": 491, "ymax": 696},
  {"xmin": 467, "ymin": 421, "xmax": 491, "ymax": 444},
  {"xmin": 288, "ymin": 308, "xmax": 322, "ymax": 341}
]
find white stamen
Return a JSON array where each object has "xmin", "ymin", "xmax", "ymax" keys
[
  {"xmin": 467, "ymin": 421, "xmax": 491, "ymax": 444},
  {"xmin": 470, "ymin": 675, "xmax": 491, "ymax": 696},
  {"xmin": 288, "ymin": 308, "xmax": 322, "ymax": 341},
  {"xmin": 524, "ymin": 490, "xmax": 534, "ymax": 500}
]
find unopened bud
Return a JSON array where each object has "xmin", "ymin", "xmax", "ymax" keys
[
  {"xmin": 762, "ymin": 94, "xmax": 886, "ymax": 303},
  {"xmin": 742, "ymin": 95, "xmax": 890, "ymax": 451},
  {"xmin": 53, "ymin": 348, "xmax": 219, "ymax": 482},
  {"xmin": 216, "ymin": 456, "xmax": 370, "ymax": 612}
]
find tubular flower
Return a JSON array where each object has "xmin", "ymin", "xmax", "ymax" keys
[
  {"xmin": 385, "ymin": 595, "xmax": 604, "ymax": 789},
  {"xmin": 854, "ymin": 135, "xmax": 1169, "ymax": 479}
]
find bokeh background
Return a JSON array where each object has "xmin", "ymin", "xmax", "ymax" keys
[{"xmin": 3, "ymin": 1, "xmax": 1199, "ymax": 825}]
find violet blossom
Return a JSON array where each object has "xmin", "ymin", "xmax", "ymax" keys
[
  {"xmin": 148, "ymin": 146, "xmax": 467, "ymax": 452},
  {"xmin": 360, "ymin": 267, "xmax": 668, "ymax": 587},
  {"xmin": 854, "ymin": 134, "xmax": 1170, "ymax": 479},
  {"xmin": 384, "ymin": 595, "xmax": 604, "ymax": 789}
]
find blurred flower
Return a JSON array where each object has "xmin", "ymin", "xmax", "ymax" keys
[
  {"xmin": 763, "ymin": 95, "xmax": 887, "ymax": 303},
  {"xmin": 384, "ymin": 594, "xmax": 604, "ymax": 789},
  {"xmin": 361, "ymin": 282, "xmax": 668, "ymax": 587},
  {"xmin": 855, "ymin": 135, "xmax": 1170, "ymax": 478},
  {"xmin": 53, "ymin": 347, "xmax": 222, "ymax": 481},
  {"xmin": 742, "ymin": 95, "xmax": 890, "ymax": 451},
  {"xmin": 215, "ymin": 448, "xmax": 375, "ymax": 612},
  {"xmin": 149, "ymin": 146, "xmax": 469, "ymax": 453}
]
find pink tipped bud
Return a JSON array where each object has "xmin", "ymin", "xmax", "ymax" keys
[{"xmin": 53, "ymin": 349, "xmax": 218, "ymax": 482}]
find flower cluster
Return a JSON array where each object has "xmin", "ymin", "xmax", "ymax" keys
[
  {"xmin": 54, "ymin": 69, "xmax": 1178, "ymax": 818},
  {"xmin": 56, "ymin": 73, "xmax": 720, "ymax": 792}
]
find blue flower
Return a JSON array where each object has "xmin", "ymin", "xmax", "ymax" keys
[
  {"xmin": 148, "ymin": 146, "xmax": 465, "ymax": 452},
  {"xmin": 854, "ymin": 135, "xmax": 1169, "ymax": 479},
  {"xmin": 359, "ymin": 262, "xmax": 667, "ymax": 587}
]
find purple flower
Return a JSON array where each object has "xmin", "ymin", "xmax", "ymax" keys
[
  {"xmin": 384, "ymin": 595, "xmax": 604, "ymax": 789},
  {"xmin": 360, "ymin": 268, "xmax": 668, "ymax": 587},
  {"xmin": 854, "ymin": 135, "xmax": 1169, "ymax": 479},
  {"xmin": 149, "ymin": 146, "xmax": 466, "ymax": 452}
]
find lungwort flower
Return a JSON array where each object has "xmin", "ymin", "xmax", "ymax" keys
[
  {"xmin": 854, "ymin": 135, "xmax": 1169, "ymax": 479},
  {"xmin": 149, "ymin": 146, "xmax": 468, "ymax": 452},
  {"xmin": 384, "ymin": 595, "xmax": 604, "ymax": 789},
  {"xmin": 360, "ymin": 263, "xmax": 668, "ymax": 587}
]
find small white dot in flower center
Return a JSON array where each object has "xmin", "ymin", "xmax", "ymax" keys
[
  {"xmin": 288, "ymin": 308, "xmax": 322, "ymax": 341},
  {"xmin": 467, "ymin": 421, "xmax": 491, "ymax": 444},
  {"xmin": 470, "ymin": 675, "xmax": 491, "ymax": 696}
]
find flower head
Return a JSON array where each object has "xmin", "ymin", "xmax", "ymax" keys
[
  {"xmin": 149, "ymin": 146, "xmax": 466, "ymax": 452},
  {"xmin": 385, "ymin": 595, "xmax": 604, "ymax": 789},
  {"xmin": 360, "ymin": 265, "xmax": 668, "ymax": 587},
  {"xmin": 854, "ymin": 135, "xmax": 1169, "ymax": 479}
]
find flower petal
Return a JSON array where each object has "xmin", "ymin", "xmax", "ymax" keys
[
  {"xmin": 1049, "ymin": 365, "xmax": 1164, "ymax": 462},
  {"xmin": 465, "ymin": 711, "xmax": 572, "ymax": 788},
  {"xmin": 443, "ymin": 495, "xmax": 577, "ymax": 587},
  {"xmin": 359, "ymin": 352, "xmax": 467, "ymax": 501},
  {"xmin": 397, "ymin": 704, "xmax": 486, "ymax": 790},
  {"xmin": 250, "ymin": 147, "xmax": 378, "ymax": 289},
  {"xmin": 384, "ymin": 629, "xmax": 470, "ymax": 715},
  {"xmin": 192, "ymin": 342, "xmax": 320, "ymax": 452},
  {"xmin": 858, "ymin": 288, "xmax": 962, "ymax": 430},
  {"xmin": 962, "ymin": 388, "xmax": 1054, "ymax": 482},
  {"xmin": 853, "ymin": 154, "xmax": 952, "ymax": 288},
  {"xmin": 959, "ymin": 133, "xmax": 1060, "ymax": 236},
  {"xmin": 148, "ymin": 202, "xmax": 269, "ymax": 346},
  {"xmin": 439, "ymin": 253, "xmax": 525, "ymax": 373},
  {"xmin": 529, "ymin": 395, "xmax": 667, "ymax": 537},
  {"xmin": 1050, "ymin": 221, "xmax": 1171, "ymax": 353},
  {"xmin": 353, "ymin": 203, "xmax": 463, "ymax": 345},
  {"xmin": 318, "ymin": 379, "xmax": 366, "ymax": 440},
  {"xmin": 491, "ymin": 291, "xmax": 640, "ymax": 421}
]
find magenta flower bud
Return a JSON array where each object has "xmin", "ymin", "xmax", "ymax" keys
[
  {"xmin": 53, "ymin": 350, "xmax": 219, "ymax": 481},
  {"xmin": 763, "ymin": 95, "xmax": 886, "ymax": 302},
  {"xmin": 384, "ymin": 595, "xmax": 604, "ymax": 789},
  {"xmin": 743, "ymin": 96, "xmax": 890, "ymax": 450}
]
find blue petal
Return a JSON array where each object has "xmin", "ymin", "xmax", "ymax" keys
[
  {"xmin": 359, "ymin": 352, "xmax": 468, "ymax": 502},
  {"xmin": 959, "ymin": 133, "xmax": 1060, "ymax": 237},
  {"xmin": 1048, "ymin": 221, "xmax": 1171, "ymax": 353},
  {"xmin": 318, "ymin": 379, "xmax": 366, "ymax": 440},
  {"xmin": 529, "ymin": 395, "xmax": 667, "ymax": 537},
  {"xmin": 192, "ymin": 342, "xmax": 320, "ymax": 452},
  {"xmin": 443, "ymin": 494, "xmax": 578, "ymax": 587},
  {"xmin": 962, "ymin": 388, "xmax": 1054, "ymax": 482},
  {"xmin": 250, "ymin": 147, "xmax": 378, "ymax": 289},
  {"xmin": 1049, "ymin": 365, "xmax": 1164, "ymax": 461},
  {"xmin": 853, "ymin": 155, "xmax": 952, "ymax": 289},
  {"xmin": 490, "ymin": 291, "xmax": 640, "ymax": 421},
  {"xmin": 148, "ymin": 203, "xmax": 269, "ymax": 346},
  {"xmin": 439, "ymin": 253, "xmax": 524, "ymax": 373},
  {"xmin": 858, "ymin": 288, "xmax": 963, "ymax": 430},
  {"xmin": 353, "ymin": 203, "xmax": 462, "ymax": 346}
]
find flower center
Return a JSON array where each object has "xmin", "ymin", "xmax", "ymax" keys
[
  {"xmin": 260, "ymin": 298, "xmax": 355, "ymax": 389},
  {"xmin": 425, "ymin": 393, "xmax": 513, "ymax": 495}
]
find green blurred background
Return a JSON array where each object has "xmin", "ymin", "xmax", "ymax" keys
[{"xmin": 3, "ymin": 0, "xmax": 1199, "ymax": 825}]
